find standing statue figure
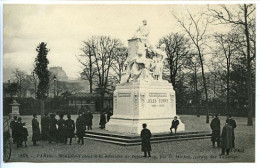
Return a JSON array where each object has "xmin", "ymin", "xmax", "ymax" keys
[
  {"xmin": 133, "ymin": 19, "xmax": 150, "ymax": 49},
  {"xmin": 151, "ymin": 44, "xmax": 167, "ymax": 80}
]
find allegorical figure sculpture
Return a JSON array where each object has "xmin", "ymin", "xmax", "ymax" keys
[{"xmin": 123, "ymin": 20, "xmax": 167, "ymax": 83}]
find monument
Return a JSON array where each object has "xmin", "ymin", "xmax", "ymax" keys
[
  {"xmin": 9, "ymin": 99, "xmax": 20, "ymax": 118},
  {"xmin": 106, "ymin": 20, "xmax": 185, "ymax": 134}
]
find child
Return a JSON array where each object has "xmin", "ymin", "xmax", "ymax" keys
[{"xmin": 22, "ymin": 123, "xmax": 29, "ymax": 147}]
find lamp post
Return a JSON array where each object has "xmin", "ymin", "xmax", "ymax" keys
[{"xmin": 53, "ymin": 75, "xmax": 57, "ymax": 98}]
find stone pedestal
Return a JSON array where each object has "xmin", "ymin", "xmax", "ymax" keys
[
  {"xmin": 106, "ymin": 80, "xmax": 185, "ymax": 134},
  {"xmin": 9, "ymin": 99, "xmax": 20, "ymax": 119}
]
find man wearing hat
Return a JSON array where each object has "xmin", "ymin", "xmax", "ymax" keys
[{"xmin": 32, "ymin": 114, "xmax": 41, "ymax": 146}]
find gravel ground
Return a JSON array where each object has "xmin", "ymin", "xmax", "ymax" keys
[{"xmin": 4, "ymin": 114, "xmax": 255, "ymax": 163}]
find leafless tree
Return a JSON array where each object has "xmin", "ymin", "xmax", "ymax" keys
[
  {"xmin": 159, "ymin": 33, "xmax": 191, "ymax": 89},
  {"xmin": 208, "ymin": 4, "xmax": 255, "ymax": 125},
  {"xmin": 111, "ymin": 47, "xmax": 128, "ymax": 84},
  {"xmin": 173, "ymin": 10, "xmax": 211, "ymax": 123}
]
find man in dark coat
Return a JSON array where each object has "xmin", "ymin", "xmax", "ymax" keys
[
  {"xmin": 10, "ymin": 116, "xmax": 18, "ymax": 144},
  {"xmin": 210, "ymin": 114, "xmax": 221, "ymax": 148},
  {"xmin": 16, "ymin": 117, "xmax": 23, "ymax": 148},
  {"xmin": 221, "ymin": 121, "xmax": 233, "ymax": 155},
  {"xmin": 49, "ymin": 113, "xmax": 58, "ymax": 143},
  {"xmin": 226, "ymin": 115, "xmax": 236, "ymax": 148},
  {"xmin": 57, "ymin": 114, "xmax": 66, "ymax": 143},
  {"xmin": 41, "ymin": 113, "xmax": 50, "ymax": 141},
  {"xmin": 99, "ymin": 112, "xmax": 106, "ymax": 129},
  {"xmin": 86, "ymin": 111, "xmax": 93, "ymax": 130},
  {"xmin": 170, "ymin": 116, "xmax": 179, "ymax": 134},
  {"xmin": 76, "ymin": 113, "xmax": 86, "ymax": 144},
  {"xmin": 32, "ymin": 114, "xmax": 41, "ymax": 146},
  {"xmin": 65, "ymin": 114, "xmax": 75, "ymax": 145},
  {"xmin": 141, "ymin": 123, "xmax": 152, "ymax": 157}
]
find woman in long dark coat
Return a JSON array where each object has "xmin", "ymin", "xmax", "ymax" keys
[
  {"xmin": 49, "ymin": 113, "xmax": 58, "ymax": 143},
  {"xmin": 221, "ymin": 121, "xmax": 233, "ymax": 155},
  {"xmin": 65, "ymin": 114, "xmax": 75, "ymax": 145},
  {"xmin": 57, "ymin": 114, "xmax": 66, "ymax": 143},
  {"xmin": 140, "ymin": 123, "xmax": 152, "ymax": 157},
  {"xmin": 99, "ymin": 112, "xmax": 106, "ymax": 129},
  {"xmin": 32, "ymin": 114, "xmax": 41, "ymax": 146},
  {"xmin": 76, "ymin": 114, "xmax": 86, "ymax": 145}
]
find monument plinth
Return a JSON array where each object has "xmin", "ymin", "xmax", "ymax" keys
[
  {"xmin": 9, "ymin": 99, "xmax": 20, "ymax": 118},
  {"xmin": 107, "ymin": 80, "xmax": 185, "ymax": 134}
]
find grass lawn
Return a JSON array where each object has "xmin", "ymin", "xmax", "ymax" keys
[{"xmin": 3, "ymin": 114, "xmax": 255, "ymax": 163}]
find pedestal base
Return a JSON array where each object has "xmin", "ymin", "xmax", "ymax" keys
[
  {"xmin": 106, "ymin": 118, "xmax": 185, "ymax": 134},
  {"xmin": 106, "ymin": 80, "xmax": 185, "ymax": 134}
]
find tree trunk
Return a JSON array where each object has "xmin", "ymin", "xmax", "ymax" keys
[
  {"xmin": 198, "ymin": 51, "xmax": 209, "ymax": 123},
  {"xmin": 244, "ymin": 4, "xmax": 253, "ymax": 126},
  {"xmin": 89, "ymin": 80, "xmax": 93, "ymax": 93},
  {"xmin": 40, "ymin": 100, "xmax": 45, "ymax": 119}
]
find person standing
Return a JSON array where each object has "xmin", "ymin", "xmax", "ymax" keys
[
  {"xmin": 140, "ymin": 123, "xmax": 152, "ymax": 157},
  {"xmin": 10, "ymin": 116, "xmax": 18, "ymax": 144},
  {"xmin": 76, "ymin": 113, "xmax": 86, "ymax": 145},
  {"xmin": 57, "ymin": 114, "xmax": 66, "ymax": 143},
  {"xmin": 99, "ymin": 112, "xmax": 106, "ymax": 129},
  {"xmin": 65, "ymin": 114, "xmax": 75, "ymax": 145},
  {"xmin": 41, "ymin": 113, "xmax": 50, "ymax": 141},
  {"xmin": 21, "ymin": 123, "xmax": 29, "ymax": 147},
  {"xmin": 221, "ymin": 121, "xmax": 233, "ymax": 155},
  {"xmin": 32, "ymin": 114, "xmax": 41, "ymax": 146},
  {"xmin": 210, "ymin": 114, "xmax": 221, "ymax": 148},
  {"xmin": 86, "ymin": 111, "xmax": 93, "ymax": 130},
  {"xmin": 170, "ymin": 116, "xmax": 180, "ymax": 134},
  {"xmin": 49, "ymin": 113, "xmax": 58, "ymax": 143},
  {"xmin": 226, "ymin": 115, "xmax": 236, "ymax": 148},
  {"xmin": 107, "ymin": 110, "xmax": 113, "ymax": 122},
  {"xmin": 16, "ymin": 117, "xmax": 23, "ymax": 148}
]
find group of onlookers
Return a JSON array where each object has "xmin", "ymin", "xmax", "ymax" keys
[
  {"xmin": 210, "ymin": 114, "xmax": 237, "ymax": 156},
  {"xmin": 9, "ymin": 109, "xmax": 113, "ymax": 147}
]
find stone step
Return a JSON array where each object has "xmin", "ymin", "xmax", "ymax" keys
[
  {"xmin": 84, "ymin": 135, "xmax": 212, "ymax": 146},
  {"xmin": 84, "ymin": 131, "xmax": 211, "ymax": 145}
]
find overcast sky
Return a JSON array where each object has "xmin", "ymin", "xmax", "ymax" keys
[{"xmin": 3, "ymin": 4, "xmax": 227, "ymax": 81}]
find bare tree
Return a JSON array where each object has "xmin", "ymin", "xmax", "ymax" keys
[
  {"xmin": 159, "ymin": 33, "xmax": 191, "ymax": 89},
  {"xmin": 173, "ymin": 10, "xmax": 211, "ymax": 123},
  {"xmin": 13, "ymin": 68, "xmax": 26, "ymax": 98},
  {"xmin": 78, "ymin": 40, "xmax": 97, "ymax": 93},
  {"xmin": 208, "ymin": 4, "xmax": 255, "ymax": 125},
  {"xmin": 111, "ymin": 47, "xmax": 128, "ymax": 84},
  {"xmin": 213, "ymin": 32, "xmax": 237, "ymax": 112}
]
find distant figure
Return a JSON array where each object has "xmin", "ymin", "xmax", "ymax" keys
[
  {"xmin": 41, "ymin": 113, "xmax": 50, "ymax": 141},
  {"xmin": 10, "ymin": 116, "xmax": 18, "ymax": 144},
  {"xmin": 32, "ymin": 114, "xmax": 40, "ymax": 146},
  {"xmin": 141, "ymin": 123, "xmax": 152, "ymax": 157},
  {"xmin": 107, "ymin": 110, "xmax": 113, "ymax": 122},
  {"xmin": 221, "ymin": 121, "xmax": 233, "ymax": 156},
  {"xmin": 99, "ymin": 112, "xmax": 107, "ymax": 129},
  {"xmin": 57, "ymin": 114, "xmax": 66, "ymax": 143},
  {"xmin": 86, "ymin": 111, "xmax": 93, "ymax": 130},
  {"xmin": 16, "ymin": 117, "xmax": 23, "ymax": 148},
  {"xmin": 226, "ymin": 115, "xmax": 236, "ymax": 148},
  {"xmin": 76, "ymin": 113, "xmax": 86, "ymax": 145},
  {"xmin": 210, "ymin": 114, "xmax": 221, "ymax": 148},
  {"xmin": 49, "ymin": 113, "xmax": 58, "ymax": 143},
  {"xmin": 170, "ymin": 116, "xmax": 179, "ymax": 134},
  {"xmin": 65, "ymin": 114, "xmax": 75, "ymax": 145},
  {"xmin": 21, "ymin": 123, "xmax": 29, "ymax": 147}
]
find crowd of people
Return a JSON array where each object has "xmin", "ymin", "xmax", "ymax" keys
[
  {"xmin": 9, "ymin": 111, "xmax": 237, "ymax": 158},
  {"xmin": 9, "ymin": 108, "xmax": 113, "ymax": 147}
]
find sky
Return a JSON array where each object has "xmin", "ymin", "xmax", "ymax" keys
[{"xmin": 3, "ymin": 4, "xmax": 228, "ymax": 81}]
